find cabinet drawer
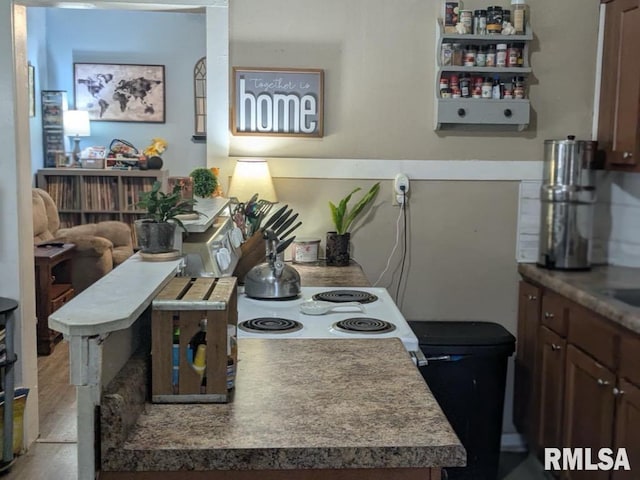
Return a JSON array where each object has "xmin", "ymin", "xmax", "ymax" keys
[
  {"xmin": 541, "ymin": 291, "xmax": 568, "ymax": 336},
  {"xmin": 568, "ymin": 304, "xmax": 619, "ymax": 370},
  {"xmin": 437, "ymin": 99, "xmax": 530, "ymax": 125},
  {"xmin": 50, "ymin": 287, "xmax": 74, "ymax": 312},
  {"xmin": 620, "ymin": 334, "xmax": 640, "ymax": 386}
]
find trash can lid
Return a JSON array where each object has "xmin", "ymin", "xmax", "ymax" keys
[{"xmin": 408, "ymin": 320, "xmax": 515, "ymax": 347}]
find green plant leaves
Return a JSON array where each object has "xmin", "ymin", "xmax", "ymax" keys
[
  {"xmin": 329, "ymin": 182, "xmax": 380, "ymax": 235},
  {"xmin": 136, "ymin": 181, "xmax": 197, "ymax": 228}
]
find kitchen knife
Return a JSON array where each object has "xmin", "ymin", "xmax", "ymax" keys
[
  {"xmin": 274, "ymin": 213, "xmax": 299, "ymax": 238},
  {"xmin": 276, "ymin": 236, "xmax": 296, "ymax": 254},
  {"xmin": 261, "ymin": 204, "xmax": 288, "ymax": 232},
  {"xmin": 278, "ymin": 221, "xmax": 302, "ymax": 241},
  {"xmin": 270, "ymin": 209, "xmax": 292, "ymax": 232}
]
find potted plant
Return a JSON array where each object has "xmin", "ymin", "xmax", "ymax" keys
[
  {"xmin": 135, "ymin": 181, "xmax": 197, "ymax": 254},
  {"xmin": 327, "ymin": 182, "xmax": 380, "ymax": 266},
  {"xmin": 190, "ymin": 167, "xmax": 218, "ymax": 198}
]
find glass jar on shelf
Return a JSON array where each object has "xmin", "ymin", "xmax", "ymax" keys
[{"xmin": 452, "ymin": 43, "xmax": 463, "ymax": 67}]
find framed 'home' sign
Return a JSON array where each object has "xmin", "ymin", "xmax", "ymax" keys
[{"xmin": 231, "ymin": 67, "xmax": 324, "ymax": 137}]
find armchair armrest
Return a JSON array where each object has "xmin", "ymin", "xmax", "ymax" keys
[{"xmin": 54, "ymin": 232, "xmax": 113, "ymax": 257}]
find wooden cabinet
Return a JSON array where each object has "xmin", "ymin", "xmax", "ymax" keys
[
  {"xmin": 513, "ymin": 281, "xmax": 541, "ymax": 441},
  {"xmin": 516, "ymin": 277, "xmax": 640, "ymax": 478},
  {"xmin": 563, "ymin": 345, "xmax": 616, "ymax": 480},
  {"xmin": 34, "ymin": 243, "xmax": 75, "ymax": 355},
  {"xmin": 597, "ymin": 0, "xmax": 640, "ymax": 171},
  {"xmin": 537, "ymin": 326, "xmax": 566, "ymax": 452}
]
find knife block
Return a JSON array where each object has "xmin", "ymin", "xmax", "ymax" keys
[{"xmin": 233, "ymin": 231, "xmax": 266, "ymax": 284}]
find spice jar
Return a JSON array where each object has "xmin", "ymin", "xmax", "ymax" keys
[
  {"xmin": 502, "ymin": 9, "xmax": 511, "ymax": 28},
  {"xmin": 476, "ymin": 45, "xmax": 487, "ymax": 67},
  {"xmin": 452, "ymin": 43, "xmax": 463, "ymax": 66},
  {"xmin": 450, "ymin": 73, "xmax": 459, "ymax": 90},
  {"xmin": 441, "ymin": 43, "xmax": 453, "ymax": 66},
  {"xmin": 481, "ymin": 77, "xmax": 493, "ymax": 98},
  {"xmin": 460, "ymin": 10, "xmax": 473, "ymax": 34},
  {"xmin": 473, "ymin": 10, "xmax": 487, "ymax": 35},
  {"xmin": 507, "ymin": 44, "xmax": 520, "ymax": 67},
  {"xmin": 439, "ymin": 76, "xmax": 449, "ymax": 93},
  {"xmin": 464, "ymin": 45, "xmax": 477, "ymax": 67},
  {"xmin": 472, "ymin": 76, "xmax": 483, "ymax": 98},
  {"xmin": 513, "ymin": 76, "xmax": 526, "ymax": 99},
  {"xmin": 496, "ymin": 43, "xmax": 508, "ymax": 67},
  {"xmin": 503, "ymin": 83, "xmax": 513, "ymax": 99},
  {"xmin": 486, "ymin": 44, "xmax": 497, "ymax": 67},
  {"xmin": 459, "ymin": 74, "xmax": 471, "ymax": 98},
  {"xmin": 511, "ymin": 0, "xmax": 527, "ymax": 35},
  {"xmin": 487, "ymin": 6, "xmax": 503, "ymax": 34}
]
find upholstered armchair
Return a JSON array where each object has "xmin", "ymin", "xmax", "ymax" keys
[{"xmin": 32, "ymin": 188, "xmax": 134, "ymax": 293}]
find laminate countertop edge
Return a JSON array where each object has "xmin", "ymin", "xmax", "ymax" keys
[
  {"xmin": 102, "ymin": 338, "xmax": 466, "ymax": 472},
  {"xmin": 518, "ymin": 263, "xmax": 640, "ymax": 334}
]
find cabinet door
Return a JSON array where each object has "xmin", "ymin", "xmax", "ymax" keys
[
  {"xmin": 612, "ymin": 379, "xmax": 640, "ymax": 480},
  {"xmin": 598, "ymin": 0, "xmax": 640, "ymax": 170},
  {"xmin": 514, "ymin": 281, "xmax": 541, "ymax": 440},
  {"xmin": 537, "ymin": 326, "xmax": 567, "ymax": 451},
  {"xmin": 563, "ymin": 345, "xmax": 616, "ymax": 480}
]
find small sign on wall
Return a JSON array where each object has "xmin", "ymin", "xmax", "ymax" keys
[{"xmin": 231, "ymin": 67, "xmax": 324, "ymax": 137}]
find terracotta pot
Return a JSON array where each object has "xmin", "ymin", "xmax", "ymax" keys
[
  {"xmin": 134, "ymin": 220, "xmax": 176, "ymax": 253},
  {"xmin": 325, "ymin": 232, "xmax": 350, "ymax": 266}
]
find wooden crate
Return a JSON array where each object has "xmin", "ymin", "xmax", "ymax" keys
[{"xmin": 151, "ymin": 276, "xmax": 237, "ymax": 403}]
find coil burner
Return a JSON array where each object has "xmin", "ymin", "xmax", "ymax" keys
[
  {"xmin": 332, "ymin": 317, "xmax": 396, "ymax": 334},
  {"xmin": 238, "ymin": 317, "xmax": 303, "ymax": 334},
  {"xmin": 312, "ymin": 290, "xmax": 378, "ymax": 304}
]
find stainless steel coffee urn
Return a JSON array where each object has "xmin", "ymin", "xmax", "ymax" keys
[{"xmin": 538, "ymin": 136, "xmax": 597, "ymax": 270}]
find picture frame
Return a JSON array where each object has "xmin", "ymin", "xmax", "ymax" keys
[
  {"xmin": 231, "ymin": 67, "xmax": 324, "ymax": 137},
  {"xmin": 28, "ymin": 64, "xmax": 35, "ymax": 117},
  {"xmin": 74, "ymin": 63, "xmax": 165, "ymax": 123}
]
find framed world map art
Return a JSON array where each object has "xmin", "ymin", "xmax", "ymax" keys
[{"xmin": 74, "ymin": 63, "xmax": 165, "ymax": 123}]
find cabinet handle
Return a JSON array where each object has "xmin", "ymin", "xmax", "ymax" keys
[
  {"xmin": 597, "ymin": 378, "xmax": 610, "ymax": 386},
  {"xmin": 613, "ymin": 387, "xmax": 625, "ymax": 396},
  {"xmin": 504, "ymin": 108, "xmax": 513, "ymax": 118},
  {"xmin": 551, "ymin": 343, "xmax": 562, "ymax": 351},
  {"xmin": 527, "ymin": 294, "xmax": 537, "ymax": 301},
  {"xmin": 457, "ymin": 108, "xmax": 466, "ymax": 117},
  {"xmin": 623, "ymin": 152, "xmax": 633, "ymax": 159},
  {"xmin": 544, "ymin": 312, "xmax": 554, "ymax": 319}
]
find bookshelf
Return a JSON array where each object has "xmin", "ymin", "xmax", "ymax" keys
[{"xmin": 36, "ymin": 169, "xmax": 169, "ymax": 233}]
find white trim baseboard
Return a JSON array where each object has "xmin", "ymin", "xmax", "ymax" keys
[{"xmin": 244, "ymin": 157, "xmax": 544, "ymax": 181}]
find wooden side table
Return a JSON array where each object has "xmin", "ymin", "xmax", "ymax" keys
[{"xmin": 34, "ymin": 243, "xmax": 75, "ymax": 355}]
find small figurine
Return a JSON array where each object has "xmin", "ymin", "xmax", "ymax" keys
[
  {"xmin": 143, "ymin": 137, "xmax": 168, "ymax": 157},
  {"xmin": 502, "ymin": 22, "xmax": 516, "ymax": 35}
]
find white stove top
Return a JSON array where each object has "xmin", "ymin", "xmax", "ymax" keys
[{"xmin": 236, "ymin": 286, "xmax": 419, "ymax": 352}]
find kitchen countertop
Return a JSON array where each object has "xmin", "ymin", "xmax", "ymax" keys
[
  {"xmin": 518, "ymin": 263, "xmax": 640, "ymax": 334},
  {"xmin": 102, "ymin": 338, "xmax": 465, "ymax": 472},
  {"xmin": 292, "ymin": 261, "xmax": 371, "ymax": 287}
]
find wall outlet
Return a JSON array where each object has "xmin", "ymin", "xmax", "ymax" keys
[{"xmin": 392, "ymin": 173, "xmax": 409, "ymax": 205}]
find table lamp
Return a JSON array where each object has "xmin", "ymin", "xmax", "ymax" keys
[
  {"xmin": 227, "ymin": 158, "xmax": 278, "ymax": 202},
  {"xmin": 63, "ymin": 110, "xmax": 91, "ymax": 167}
]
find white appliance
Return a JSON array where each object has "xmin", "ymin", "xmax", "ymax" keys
[
  {"xmin": 236, "ymin": 286, "xmax": 425, "ymax": 364},
  {"xmin": 180, "ymin": 198, "xmax": 244, "ymax": 278}
]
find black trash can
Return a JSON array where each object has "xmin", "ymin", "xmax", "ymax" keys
[{"xmin": 409, "ymin": 321, "xmax": 515, "ymax": 480}]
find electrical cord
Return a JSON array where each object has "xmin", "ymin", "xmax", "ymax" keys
[
  {"xmin": 372, "ymin": 200, "xmax": 404, "ymax": 287},
  {"xmin": 395, "ymin": 188, "xmax": 408, "ymax": 304}
]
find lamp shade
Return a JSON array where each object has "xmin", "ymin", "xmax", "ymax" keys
[
  {"xmin": 63, "ymin": 110, "xmax": 91, "ymax": 137},
  {"xmin": 227, "ymin": 159, "xmax": 278, "ymax": 202}
]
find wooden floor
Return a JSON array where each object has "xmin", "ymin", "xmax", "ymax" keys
[{"xmin": 2, "ymin": 341, "xmax": 77, "ymax": 479}]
